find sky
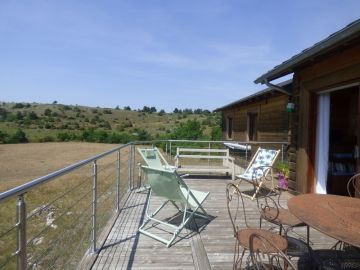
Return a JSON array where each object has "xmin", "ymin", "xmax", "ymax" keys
[{"xmin": 0, "ymin": 1, "xmax": 359, "ymax": 112}]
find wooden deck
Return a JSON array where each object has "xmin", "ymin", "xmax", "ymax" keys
[{"xmin": 90, "ymin": 177, "xmax": 337, "ymax": 270}]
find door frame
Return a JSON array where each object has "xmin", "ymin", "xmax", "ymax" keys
[{"xmin": 310, "ymin": 82, "xmax": 360, "ymax": 193}]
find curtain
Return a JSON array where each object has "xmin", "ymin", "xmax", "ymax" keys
[{"xmin": 315, "ymin": 93, "xmax": 330, "ymax": 194}]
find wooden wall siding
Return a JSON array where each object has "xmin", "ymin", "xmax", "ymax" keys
[
  {"xmin": 298, "ymin": 40, "xmax": 360, "ymax": 91},
  {"xmin": 221, "ymin": 94, "xmax": 289, "ymax": 142},
  {"xmin": 292, "ymin": 38, "xmax": 360, "ymax": 193}
]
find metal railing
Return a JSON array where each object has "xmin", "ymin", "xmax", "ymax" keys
[{"xmin": 0, "ymin": 140, "xmax": 289, "ymax": 269}]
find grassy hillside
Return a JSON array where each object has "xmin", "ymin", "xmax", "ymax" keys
[{"xmin": 0, "ymin": 102, "xmax": 221, "ymax": 143}]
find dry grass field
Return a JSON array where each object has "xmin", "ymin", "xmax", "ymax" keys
[
  {"xmin": 0, "ymin": 142, "xmax": 116, "ymax": 192},
  {"xmin": 0, "ymin": 142, "xmax": 132, "ymax": 269}
]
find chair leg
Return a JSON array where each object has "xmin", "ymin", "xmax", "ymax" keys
[
  {"xmin": 259, "ymin": 216, "xmax": 262, "ymax": 229},
  {"xmin": 251, "ymin": 182, "xmax": 263, "ymax": 200},
  {"xmin": 306, "ymin": 225, "xmax": 310, "ymax": 246}
]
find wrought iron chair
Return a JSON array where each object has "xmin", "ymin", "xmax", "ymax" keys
[
  {"xmin": 255, "ymin": 175, "xmax": 310, "ymax": 246},
  {"xmin": 347, "ymin": 173, "xmax": 360, "ymax": 198},
  {"xmin": 235, "ymin": 148, "xmax": 280, "ymax": 200},
  {"xmin": 226, "ymin": 183, "xmax": 288, "ymax": 269},
  {"xmin": 249, "ymin": 233, "xmax": 296, "ymax": 270}
]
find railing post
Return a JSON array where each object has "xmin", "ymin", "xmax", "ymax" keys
[
  {"xmin": 169, "ymin": 141, "xmax": 172, "ymax": 158},
  {"xmin": 116, "ymin": 150, "xmax": 121, "ymax": 212},
  {"xmin": 208, "ymin": 142, "xmax": 211, "ymax": 167},
  {"xmin": 245, "ymin": 143, "xmax": 248, "ymax": 161},
  {"xmin": 91, "ymin": 160, "xmax": 97, "ymax": 253},
  {"xmin": 281, "ymin": 144, "xmax": 284, "ymax": 161},
  {"xmin": 165, "ymin": 142, "xmax": 168, "ymax": 156},
  {"xmin": 16, "ymin": 194, "xmax": 26, "ymax": 270},
  {"xmin": 128, "ymin": 145, "xmax": 132, "ymax": 190},
  {"xmin": 132, "ymin": 144, "xmax": 136, "ymax": 188}
]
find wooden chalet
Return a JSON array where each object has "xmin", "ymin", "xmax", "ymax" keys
[
  {"xmin": 215, "ymin": 80, "xmax": 293, "ymax": 142},
  {"xmin": 255, "ymin": 19, "xmax": 360, "ymax": 195}
]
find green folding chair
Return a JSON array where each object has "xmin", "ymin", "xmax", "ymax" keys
[
  {"xmin": 137, "ymin": 147, "xmax": 177, "ymax": 171},
  {"xmin": 139, "ymin": 166, "xmax": 210, "ymax": 247}
]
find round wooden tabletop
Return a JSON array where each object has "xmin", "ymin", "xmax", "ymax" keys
[{"xmin": 288, "ymin": 194, "xmax": 360, "ymax": 248}]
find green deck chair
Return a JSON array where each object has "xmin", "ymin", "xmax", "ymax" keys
[
  {"xmin": 138, "ymin": 147, "xmax": 177, "ymax": 171},
  {"xmin": 138, "ymin": 166, "xmax": 210, "ymax": 247}
]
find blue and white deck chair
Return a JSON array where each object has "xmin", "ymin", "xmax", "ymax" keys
[
  {"xmin": 139, "ymin": 166, "xmax": 210, "ymax": 247},
  {"xmin": 138, "ymin": 147, "xmax": 177, "ymax": 171},
  {"xmin": 235, "ymin": 148, "xmax": 280, "ymax": 200}
]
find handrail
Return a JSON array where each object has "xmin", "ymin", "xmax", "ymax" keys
[
  {"xmin": 0, "ymin": 139, "xmax": 289, "ymax": 269},
  {"xmin": 0, "ymin": 140, "xmax": 289, "ymax": 203},
  {"xmin": 0, "ymin": 142, "xmax": 131, "ymax": 203}
]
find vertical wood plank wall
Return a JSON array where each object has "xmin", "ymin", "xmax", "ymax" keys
[
  {"xmin": 293, "ymin": 39, "xmax": 360, "ymax": 193},
  {"xmin": 221, "ymin": 94, "xmax": 290, "ymax": 142}
]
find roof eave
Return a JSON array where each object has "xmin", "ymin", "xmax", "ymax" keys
[{"xmin": 254, "ymin": 19, "xmax": 360, "ymax": 84}]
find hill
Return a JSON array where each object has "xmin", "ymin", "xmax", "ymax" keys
[{"xmin": 0, "ymin": 102, "xmax": 221, "ymax": 143}]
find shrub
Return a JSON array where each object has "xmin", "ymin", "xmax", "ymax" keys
[
  {"xmin": 39, "ymin": 135, "xmax": 55, "ymax": 142},
  {"xmin": 103, "ymin": 109, "xmax": 112, "ymax": 114},
  {"xmin": 210, "ymin": 126, "xmax": 222, "ymax": 141},
  {"xmin": 16, "ymin": 111, "xmax": 24, "ymax": 120},
  {"xmin": 8, "ymin": 129, "xmax": 28, "ymax": 143},
  {"xmin": 44, "ymin": 108, "xmax": 52, "ymax": 116},
  {"xmin": 28, "ymin": 111, "xmax": 38, "ymax": 120},
  {"xmin": 12, "ymin": 103, "xmax": 25, "ymax": 109}
]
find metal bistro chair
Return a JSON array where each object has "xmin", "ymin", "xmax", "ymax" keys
[
  {"xmin": 255, "ymin": 172, "xmax": 310, "ymax": 246},
  {"xmin": 249, "ymin": 233, "xmax": 296, "ymax": 270},
  {"xmin": 347, "ymin": 173, "xmax": 360, "ymax": 198},
  {"xmin": 226, "ymin": 183, "xmax": 288, "ymax": 270},
  {"xmin": 255, "ymin": 177, "xmax": 311, "ymax": 268}
]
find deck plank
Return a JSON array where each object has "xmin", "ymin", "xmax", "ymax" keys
[{"xmin": 90, "ymin": 178, "xmax": 339, "ymax": 269}]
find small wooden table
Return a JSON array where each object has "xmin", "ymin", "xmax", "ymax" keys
[{"xmin": 288, "ymin": 194, "xmax": 360, "ymax": 248}]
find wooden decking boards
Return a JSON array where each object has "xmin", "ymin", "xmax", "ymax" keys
[{"xmin": 89, "ymin": 178, "xmax": 337, "ymax": 270}]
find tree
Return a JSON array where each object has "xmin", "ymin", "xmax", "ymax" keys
[
  {"xmin": 158, "ymin": 109, "xmax": 165, "ymax": 116},
  {"xmin": 210, "ymin": 126, "xmax": 222, "ymax": 140},
  {"xmin": 172, "ymin": 119, "xmax": 203, "ymax": 140},
  {"xmin": 183, "ymin": 108, "xmax": 193, "ymax": 114},
  {"xmin": 52, "ymin": 100, "xmax": 58, "ymax": 104},
  {"xmin": 0, "ymin": 108, "xmax": 8, "ymax": 121},
  {"xmin": 124, "ymin": 106, "xmax": 131, "ymax": 111},
  {"xmin": 142, "ymin": 106, "xmax": 151, "ymax": 113},
  {"xmin": 173, "ymin": 108, "xmax": 179, "ymax": 113}
]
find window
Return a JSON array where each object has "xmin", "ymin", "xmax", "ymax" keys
[
  {"xmin": 226, "ymin": 117, "xmax": 233, "ymax": 139},
  {"xmin": 247, "ymin": 112, "xmax": 258, "ymax": 141}
]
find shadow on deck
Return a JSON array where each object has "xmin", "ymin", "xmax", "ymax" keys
[{"xmin": 87, "ymin": 177, "xmax": 337, "ymax": 270}]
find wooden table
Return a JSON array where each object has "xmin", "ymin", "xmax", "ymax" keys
[{"xmin": 288, "ymin": 194, "xmax": 360, "ymax": 248}]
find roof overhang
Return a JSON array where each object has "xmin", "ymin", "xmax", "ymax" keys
[
  {"xmin": 214, "ymin": 79, "xmax": 292, "ymax": 112},
  {"xmin": 254, "ymin": 19, "xmax": 360, "ymax": 84}
]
